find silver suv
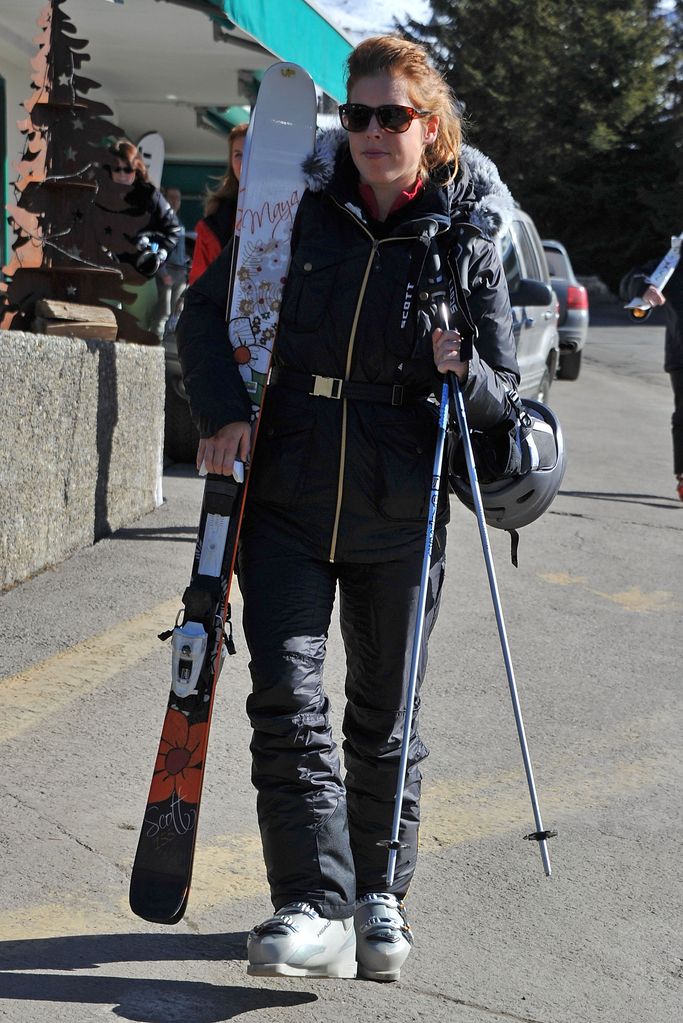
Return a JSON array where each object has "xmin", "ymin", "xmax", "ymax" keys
[{"xmin": 497, "ymin": 209, "xmax": 559, "ymax": 401}]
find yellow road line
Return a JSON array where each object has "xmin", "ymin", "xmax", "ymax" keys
[
  {"xmin": 168, "ymin": 749, "xmax": 680, "ymax": 916},
  {"xmin": 0, "ymin": 748, "xmax": 676, "ymax": 938},
  {"xmin": 0, "ymin": 597, "xmax": 181, "ymax": 744},
  {"xmin": 419, "ymin": 753, "xmax": 673, "ymax": 852},
  {"xmin": 539, "ymin": 572, "xmax": 681, "ymax": 613},
  {"xmin": 1, "ymin": 588, "xmax": 245, "ymax": 745},
  {"xmin": 191, "ymin": 834, "xmax": 268, "ymax": 904}
]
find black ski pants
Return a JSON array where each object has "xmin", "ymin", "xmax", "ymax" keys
[
  {"xmin": 670, "ymin": 369, "xmax": 683, "ymax": 476},
  {"xmin": 237, "ymin": 525, "xmax": 446, "ymax": 920}
]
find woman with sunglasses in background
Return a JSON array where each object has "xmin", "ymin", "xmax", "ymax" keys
[
  {"xmin": 177, "ymin": 35, "xmax": 519, "ymax": 981},
  {"xmin": 100, "ymin": 139, "xmax": 181, "ymax": 334}
]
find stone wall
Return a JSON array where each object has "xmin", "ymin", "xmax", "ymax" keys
[{"xmin": 0, "ymin": 331, "xmax": 164, "ymax": 590}]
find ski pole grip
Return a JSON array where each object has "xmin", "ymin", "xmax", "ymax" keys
[{"xmin": 426, "ymin": 236, "xmax": 474, "ymax": 361}]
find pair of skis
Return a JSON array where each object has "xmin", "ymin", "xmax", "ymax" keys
[{"xmin": 129, "ymin": 63, "xmax": 317, "ymax": 924}]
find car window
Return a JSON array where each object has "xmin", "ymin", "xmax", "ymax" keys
[
  {"xmin": 498, "ymin": 228, "xmax": 523, "ymax": 293},
  {"xmin": 522, "ymin": 218, "xmax": 551, "ymax": 283},
  {"xmin": 512, "ymin": 221, "xmax": 543, "ymax": 281},
  {"xmin": 544, "ymin": 247, "xmax": 570, "ymax": 279}
]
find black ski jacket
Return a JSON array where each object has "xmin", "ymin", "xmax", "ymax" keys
[
  {"xmin": 97, "ymin": 178, "xmax": 181, "ymax": 272},
  {"xmin": 125, "ymin": 179, "xmax": 182, "ymax": 255},
  {"xmin": 178, "ymin": 133, "xmax": 520, "ymax": 562}
]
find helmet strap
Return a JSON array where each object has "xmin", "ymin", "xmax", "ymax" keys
[{"xmin": 508, "ymin": 528, "xmax": 520, "ymax": 568}]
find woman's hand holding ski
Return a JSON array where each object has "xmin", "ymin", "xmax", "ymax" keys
[{"xmin": 197, "ymin": 421, "xmax": 251, "ymax": 478}]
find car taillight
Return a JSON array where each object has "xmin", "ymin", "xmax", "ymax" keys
[{"xmin": 567, "ymin": 285, "xmax": 588, "ymax": 310}]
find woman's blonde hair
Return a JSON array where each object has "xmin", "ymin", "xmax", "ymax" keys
[
  {"xmin": 203, "ymin": 122, "xmax": 249, "ymax": 217},
  {"xmin": 346, "ymin": 36, "xmax": 462, "ymax": 181}
]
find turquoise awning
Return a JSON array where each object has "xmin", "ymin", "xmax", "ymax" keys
[
  {"xmin": 213, "ymin": 0, "xmax": 353, "ymax": 102},
  {"xmin": 203, "ymin": 104, "xmax": 251, "ymax": 133}
]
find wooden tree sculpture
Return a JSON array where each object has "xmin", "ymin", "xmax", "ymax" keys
[{"xmin": 0, "ymin": 0, "xmax": 157, "ymax": 343}]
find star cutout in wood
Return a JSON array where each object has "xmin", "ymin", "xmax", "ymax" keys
[
  {"xmin": 58, "ymin": 73, "xmax": 72, "ymax": 87},
  {"xmin": 66, "ymin": 285, "xmax": 77, "ymax": 296},
  {"xmin": 65, "ymin": 147, "xmax": 77, "ymax": 161},
  {"xmin": 72, "ymin": 117, "xmax": 84, "ymax": 130}
]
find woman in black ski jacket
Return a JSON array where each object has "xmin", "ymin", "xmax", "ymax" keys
[
  {"xmin": 97, "ymin": 139, "xmax": 181, "ymax": 334},
  {"xmin": 177, "ymin": 35, "xmax": 519, "ymax": 982},
  {"xmin": 104, "ymin": 139, "xmax": 181, "ymax": 277}
]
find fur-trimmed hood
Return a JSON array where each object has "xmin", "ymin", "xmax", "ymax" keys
[{"xmin": 301, "ymin": 127, "xmax": 515, "ymax": 241}]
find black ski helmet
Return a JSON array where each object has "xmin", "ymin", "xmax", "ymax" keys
[{"xmin": 451, "ymin": 398, "xmax": 566, "ymax": 531}]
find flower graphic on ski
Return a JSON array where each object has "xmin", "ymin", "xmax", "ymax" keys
[
  {"xmin": 229, "ymin": 315, "xmax": 271, "ymax": 407},
  {"xmin": 149, "ymin": 708, "xmax": 206, "ymax": 805},
  {"xmin": 234, "ymin": 240, "xmax": 287, "ymax": 321}
]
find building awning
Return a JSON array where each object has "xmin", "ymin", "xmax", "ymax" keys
[
  {"xmin": 213, "ymin": 0, "xmax": 353, "ymax": 102},
  {"xmin": 0, "ymin": 0, "xmax": 356, "ymax": 170}
]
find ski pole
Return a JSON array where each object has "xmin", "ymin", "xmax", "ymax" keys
[
  {"xmin": 380, "ymin": 376, "xmax": 451, "ymax": 888},
  {"xmin": 440, "ymin": 315, "xmax": 556, "ymax": 878}
]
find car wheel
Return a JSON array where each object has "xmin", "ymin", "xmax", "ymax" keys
[
  {"xmin": 558, "ymin": 348, "xmax": 582, "ymax": 381},
  {"xmin": 537, "ymin": 365, "xmax": 552, "ymax": 403},
  {"xmin": 164, "ymin": 381, "xmax": 200, "ymax": 463}
]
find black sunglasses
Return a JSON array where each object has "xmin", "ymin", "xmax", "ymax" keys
[
  {"xmin": 113, "ymin": 164, "xmax": 134, "ymax": 173},
  {"xmin": 339, "ymin": 103, "xmax": 430, "ymax": 134}
]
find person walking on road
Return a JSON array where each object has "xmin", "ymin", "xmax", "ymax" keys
[
  {"xmin": 623, "ymin": 258, "xmax": 683, "ymax": 502},
  {"xmin": 177, "ymin": 35, "xmax": 520, "ymax": 981}
]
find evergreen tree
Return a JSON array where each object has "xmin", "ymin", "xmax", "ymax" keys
[{"xmin": 400, "ymin": 0, "xmax": 679, "ymax": 288}]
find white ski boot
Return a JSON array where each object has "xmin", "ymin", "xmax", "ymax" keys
[
  {"xmin": 247, "ymin": 901, "xmax": 357, "ymax": 978},
  {"xmin": 354, "ymin": 892, "xmax": 414, "ymax": 981}
]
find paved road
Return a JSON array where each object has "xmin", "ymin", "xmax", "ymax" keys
[{"xmin": 0, "ymin": 307, "xmax": 681, "ymax": 1023}]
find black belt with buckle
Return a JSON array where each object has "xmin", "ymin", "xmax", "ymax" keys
[{"xmin": 269, "ymin": 366, "xmax": 412, "ymax": 406}]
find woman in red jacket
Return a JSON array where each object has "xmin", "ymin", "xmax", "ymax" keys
[{"xmin": 188, "ymin": 122, "xmax": 248, "ymax": 284}]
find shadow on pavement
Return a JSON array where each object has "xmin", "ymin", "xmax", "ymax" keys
[
  {"xmin": 558, "ymin": 489, "xmax": 682, "ymax": 511},
  {"xmin": 164, "ymin": 463, "xmax": 201, "ymax": 478},
  {"xmin": 0, "ymin": 932, "xmax": 317, "ymax": 1022},
  {"xmin": 112, "ymin": 524, "xmax": 197, "ymax": 542}
]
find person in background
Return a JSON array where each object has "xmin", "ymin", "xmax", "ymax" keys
[
  {"xmin": 623, "ymin": 258, "xmax": 683, "ymax": 502},
  {"xmin": 103, "ymin": 139, "xmax": 181, "ymax": 333},
  {"xmin": 178, "ymin": 36, "xmax": 520, "ymax": 982},
  {"xmin": 153, "ymin": 186, "xmax": 188, "ymax": 338},
  {"xmin": 188, "ymin": 122, "xmax": 248, "ymax": 285}
]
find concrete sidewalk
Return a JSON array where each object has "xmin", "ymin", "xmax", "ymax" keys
[{"xmin": 0, "ymin": 320, "xmax": 682, "ymax": 1022}]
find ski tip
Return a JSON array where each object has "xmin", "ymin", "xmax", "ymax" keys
[
  {"xmin": 269, "ymin": 61, "xmax": 311, "ymax": 80},
  {"xmin": 129, "ymin": 869, "xmax": 189, "ymax": 925}
]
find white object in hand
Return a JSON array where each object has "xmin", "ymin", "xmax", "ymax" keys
[{"xmin": 198, "ymin": 459, "xmax": 245, "ymax": 483}]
